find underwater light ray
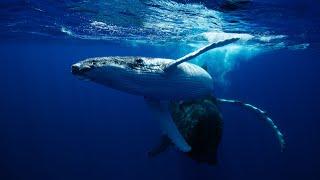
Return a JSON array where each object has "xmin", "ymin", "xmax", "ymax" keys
[{"xmin": 1, "ymin": 0, "xmax": 311, "ymax": 85}]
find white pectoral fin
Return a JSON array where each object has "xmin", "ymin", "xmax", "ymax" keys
[
  {"xmin": 145, "ymin": 99, "xmax": 192, "ymax": 152},
  {"xmin": 164, "ymin": 38, "xmax": 240, "ymax": 72}
]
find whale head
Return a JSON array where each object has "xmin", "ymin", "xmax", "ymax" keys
[
  {"xmin": 71, "ymin": 56, "xmax": 166, "ymax": 93},
  {"xmin": 72, "ymin": 56, "xmax": 126, "ymax": 76}
]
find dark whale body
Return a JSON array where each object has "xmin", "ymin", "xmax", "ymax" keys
[{"xmin": 149, "ymin": 96, "xmax": 223, "ymax": 165}]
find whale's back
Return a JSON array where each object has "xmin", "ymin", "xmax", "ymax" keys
[{"xmin": 124, "ymin": 59, "xmax": 214, "ymax": 100}]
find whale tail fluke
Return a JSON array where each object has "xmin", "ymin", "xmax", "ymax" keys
[{"xmin": 216, "ymin": 98, "xmax": 285, "ymax": 152}]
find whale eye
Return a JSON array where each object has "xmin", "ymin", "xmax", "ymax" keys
[
  {"xmin": 128, "ymin": 58, "xmax": 144, "ymax": 69},
  {"xmin": 135, "ymin": 58, "xmax": 143, "ymax": 64}
]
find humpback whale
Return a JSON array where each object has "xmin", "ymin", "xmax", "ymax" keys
[{"xmin": 71, "ymin": 38, "xmax": 285, "ymax": 152}]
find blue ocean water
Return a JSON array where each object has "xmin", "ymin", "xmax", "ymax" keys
[{"xmin": 1, "ymin": 0, "xmax": 320, "ymax": 180}]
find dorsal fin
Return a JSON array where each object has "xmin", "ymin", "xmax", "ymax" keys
[{"xmin": 164, "ymin": 38, "xmax": 240, "ymax": 72}]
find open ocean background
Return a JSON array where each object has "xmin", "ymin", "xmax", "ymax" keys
[{"xmin": 1, "ymin": 0, "xmax": 320, "ymax": 179}]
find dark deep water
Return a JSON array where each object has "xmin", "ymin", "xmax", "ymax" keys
[{"xmin": 1, "ymin": 0, "xmax": 320, "ymax": 180}]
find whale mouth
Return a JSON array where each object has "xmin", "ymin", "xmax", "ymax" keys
[
  {"xmin": 71, "ymin": 64, "xmax": 92, "ymax": 81},
  {"xmin": 71, "ymin": 64, "xmax": 91, "ymax": 75}
]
